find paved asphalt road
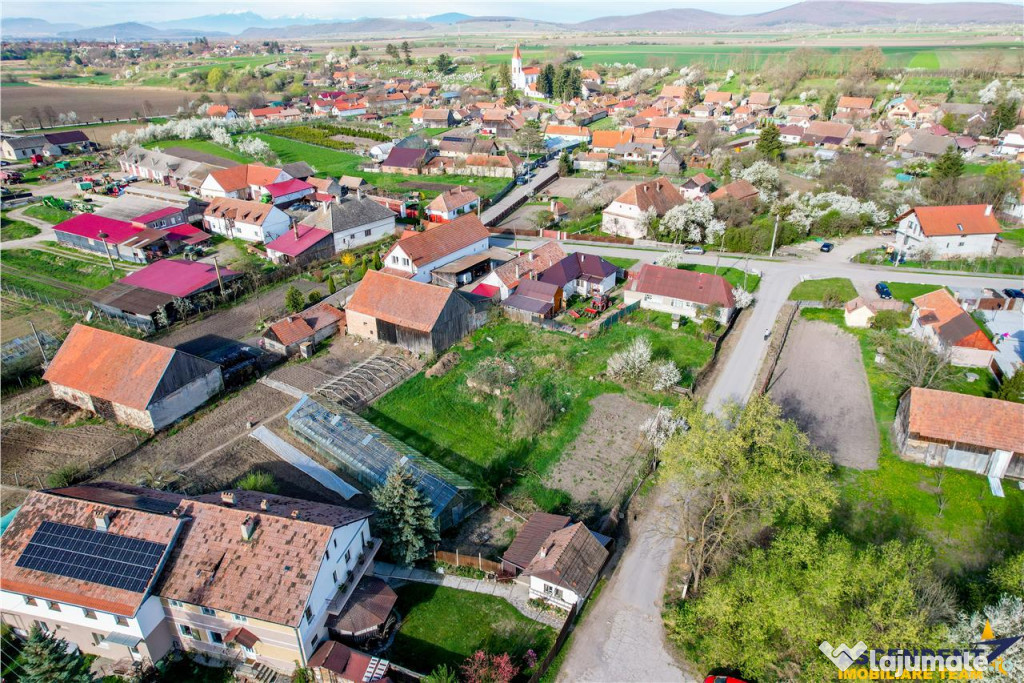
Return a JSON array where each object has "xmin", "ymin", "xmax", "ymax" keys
[
  {"xmin": 480, "ymin": 163, "xmax": 560, "ymax": 226},
  {"xmin": 520, "ymin": 237, "xmax": 1024, "ymax": 683}
]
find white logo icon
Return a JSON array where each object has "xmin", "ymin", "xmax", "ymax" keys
[{"xmin": 820, "ymin": 641, "xmax": 868, "ymax": 671}]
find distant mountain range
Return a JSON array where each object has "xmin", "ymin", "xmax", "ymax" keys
[
  {"xmin": 3, "ymin": 1, "xmax": 1020, "ymax": 41},
  {"xmin": 573, "ymin": 1, "xmax": 1022, "ymax": 30}
]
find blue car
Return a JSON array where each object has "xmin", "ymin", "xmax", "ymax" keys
[
  {"xmin": 1003, "ymin": 288, "xmax": 1024, "ymax": 299},
  {"xmin": 876, "ymin": 282, "xmax": 893, "ymax": 300}
]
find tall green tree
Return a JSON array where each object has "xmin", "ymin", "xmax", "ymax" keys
[
  {"xmin": 385, "ymin": 43, "xmax": 400, "ymax": 61},
  {"xmin": 349, "ymin": 45, "xmax": 358, "ymax": 60},
  {"xmin": 497, "ymin": 62, "xmax": 513, "ymax": 94},
  {"xmin": 434, "ymin": 53, "xmax": 454, "ymax": 74},
  {"xmin": 987, "ymin": 98, "xmax": 1021, "ymax": 136},
  {"xmin": 821, "ymin": 91, "xmax": 838, "ymax": 119},
  {"xmin": 539, "ymin": 64, "xmax": 556, "ymax": 98},
  {"xmin": 401, "ymin": 41, "xmax": 412, "ymax": 65},
  {"xmin": 931, "ymin": 146, "xmax": 964, "ymax": 181},
  {"xmin": 20, "ymin": 626, "xmax": 95, "ymax": 683},
  {"xmin": 206, "ymin": 66, "xmax": 226, "ymax": 91},
  {"xmin": 756, "ymin": 121, "xmax": 784, "ymax": 159},
  {"xmin": 371, "ymin": 465, "xmax": 439, "ymax": 566},
  {"xmin": 285, "ymin": 286, "xmax": 306, "ymax": 313},
  {"xmin": 659, "ymin": 396, "xmax": 837, "ymax": 592},
  {"xmin": 666, "ymin": 528, "xmax": 953, "ymax": 682}
]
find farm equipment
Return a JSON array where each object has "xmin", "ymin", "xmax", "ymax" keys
[
  {"xmin": 568, "ymin": 309, "xmax": 582, "ymax": 320},
  {"xmin": 182, "ymin": 245, "xmax": 205, "ymax": 261},
  {"xmin": 76, "ymin": 181, "xmax": 94, "ymax": 191},
  {"xmin": 70, "ymin": 200, "xmax": 95, "ymax": 213},
  {"xmin": 43, "ymin": 196, "xmax": 70, "ymax": 211},
  {"xmin": 582, "ymin": 294, "xmax": 611, "ymax": 319}
]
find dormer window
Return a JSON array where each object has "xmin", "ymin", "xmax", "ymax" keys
[{"xmin": 956, "ymin": 223, "xmax": 964, "ymax": 232}]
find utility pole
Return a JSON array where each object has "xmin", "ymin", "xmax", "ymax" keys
[
  {"xmin": 212, "ymin": 256, "xmax": 225, "ymax": 297},
  {"xmin": 96, "ymin": 231, "xmax": 116, "ymax": 271},
  {"xmin": 28, "ymin": 320, "xmax": 47, "ymax": 365},
  {"xmin": 768, "ymin": 212, "xmax": 780, "ymax": 258}
]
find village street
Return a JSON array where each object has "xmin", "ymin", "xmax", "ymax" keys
[{"xmin": 543, "ymin": 237, "xmax": 1023, "ymax": 682}]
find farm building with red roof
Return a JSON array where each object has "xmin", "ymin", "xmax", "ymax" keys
[
  {"xmin": 266, "ymin": 224, "xmax": 335, "ymax": 265},
  {"xmin": 118, "ymin": 259, "xmax": 241, "ymax": 298},
  {"xmin": 53, "ymin": 214, "xmax": 167, "ymax": 263},
  {"xmin": 624, "ymin": 264, "xmax": 735, "ymax": 325},
  {"xmin": 262, "ymin": 302, "xmax": 345, "ymax": 355}
]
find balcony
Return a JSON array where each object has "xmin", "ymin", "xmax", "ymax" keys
[{"xmin": 326, "ymin": 538, "xmax": 381, "ymax": 616}]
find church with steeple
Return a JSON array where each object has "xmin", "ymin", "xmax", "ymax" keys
[{"xmin": 510, "ymin": 44, "xmax": 543, "ymax": 97}]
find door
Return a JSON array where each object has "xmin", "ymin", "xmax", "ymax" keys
[{"xmin": 376, "ymin": 320, "xmax": 398, "ymax": 344}]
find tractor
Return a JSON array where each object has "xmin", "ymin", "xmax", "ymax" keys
[{"xmin": 182, "ymin": 245, "xmax": 205, "ymax": 261}]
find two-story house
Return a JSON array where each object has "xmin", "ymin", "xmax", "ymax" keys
[
  {"xmin": 381, "ymin": 214, "xmax": 490, "ymax": 283},
  {"xmin": 894, "ymin": 205, "xmax": 1002, "ymax": 260},
  {"xmin": 199, "ymin": 164, "xmax": 291, "ymax": 200},
  {"xmin": 909, "ymin": 289, "xmax": 997, "ymax": 368},
  {"xmin": 203, "ymin": 198, "xmax": 292, "ymax": 244}
]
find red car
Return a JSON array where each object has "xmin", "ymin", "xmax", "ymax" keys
[{"xmin": 705, "ymin": 676, "xmax": 748, "ymax": 683}]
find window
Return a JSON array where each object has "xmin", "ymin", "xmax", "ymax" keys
[
  {"xmin": 333, "ymin": 538, "xmax": 338, "ymax": 548},
  {"xmin": 304, "ymin": 606, "xmax": 313, "ymax": 624},
  {"xmin": 24, "ymin": 597, "xmax": 37, "ymax": 607},
  {"xmin": 84, "ymin": 609, "xmax": 97, "ymax": 620},
  {"xmin": 116, "ymin": 616, "xmax": 129, "ymax": 627},
  {"xmin": 542, "ymin": 583, "xmax": 563, "ymax": 601},
  {"xmin": 47, "ymin": 601, "xmax": 60, "ymax": 612},
  {"xmin": 178, "ymin": 624, "xmax": 193, "ymax": 638},
  {"xmin": 344, "ymin": 549, "xmax": 352, "ymax": 563},
  {"xmin": 92, "ymin": 633, "xmax": 104, "ymax": 646},
  {"xmin": 232, "ymin": 614, "xmax": 248, "ymax": 623},
  {"xmin": 332, "ymin": 571, "xmax": 338, "ymax": 584},
  {"xmin": 34, "ymin": 621, "xmax": 49, "ymax": 633},
  {"xmin": 311, "ymin": 633, "xmax": 320, "ymax": 649},
  {"xmin": 325, "ymin": 548, "xmax": 330, "ymax": 561},
  {"xmin": 364, "ymin": 229, "xmax": 371, "ymax": 237},
  {"xmin": 209, "ymin": 631, "xmax": 224, "ymax": 645},
  {"xmin": 168, "ymin": 600, "xmax": 183, "ymax": 608},
  {"xmin": 201, "ymin": 607, "xmax": 216, "ymax": 616}
]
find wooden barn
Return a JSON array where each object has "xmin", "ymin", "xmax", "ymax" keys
[{"xmin": 344, "ymin": 270, "xmax": 481, "ymax": 354}]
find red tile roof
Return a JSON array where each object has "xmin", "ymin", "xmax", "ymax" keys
[
  {"xmin": 0, "ymin": 489, "xmax": 182, "ymax": 617},
  {"xmin": 503, "ymin": 512, "xmax": 570, "ymax": 570},
  {"xmin": 266, "ymin": 302, "xmax": 344, "ymax": 347},
  {"xmin": 525, "ymin": 522, "xmax": 608, "ymax": 593},
  {"xmin": 157, "ymin": 491, "xmax": 371, "ymax": 626},
  {"xmin": 544, "ymin": 124, "xmax": 590, "ymax": 138},
  {"xmin": 43, "ymin": 324, "xmax": 218, "ymax": 411},
  {"xmin": 909, "ymin": 205, "xmax": 1002, "ymax": 237},
  {"xmin": 207, "ymin": 164, "xmax": 285, "ymax": 193},
  {"xmin": 119, "ymin": 260, "xmax": 239, "ymax": 298},
  {"xmin": 204, "ymin": 197, "xmax": 279, "ymax": 226},
  {"xmin": 426, "ymin": 186, "xmax": 480, "ymax": 214},
  {"xmin": 346, "ymin": 270, "xmax": 457, "ymax": 333},
  {"xmin": 838, "ymin": 96, "xmax": 874, "ymax": 110},
  {"xmin": 912, "ymin": 289, "xmax": 997, "ymax": 351},
  {"xmin": 612, "ymin": 177, "xmax": 685, "ymax": 215},
  {"xmin": 710, "ymin": 179, "xmax": 759, "ymax": 202},
  {"xmin": 905, "ymin": 387, "xmax": 1023, "ymax": 454},
  {"xmin": 386, "ymin": 214, "xmax": 489, "ymax": 268},
  {"xmin": 629, "ymin": 264, "xmax": 735, "ymax": 309}
]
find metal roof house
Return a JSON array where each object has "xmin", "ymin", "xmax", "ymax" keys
[{"xmin": 287, "ymin": 395, "xmax": 479, "ymax": 531}]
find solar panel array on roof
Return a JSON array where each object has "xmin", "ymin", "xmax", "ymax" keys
[
  {"xmin": 287, "ymin": 395, "xmax": 479, "ymax": 531},
  {"xmin": 16, "ymin": 521, "xmax": 166, "ymax": 593}
]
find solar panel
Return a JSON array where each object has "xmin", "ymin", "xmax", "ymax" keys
[{"xmin": 16, "ymin": 521, "xmax": 167, "ymax": 593}]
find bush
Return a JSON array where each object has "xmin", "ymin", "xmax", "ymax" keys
[
  {"xmin": 307, "ymin": 290, "xmax": 323, "ymax": 305},
  {"xmin": 821, "ymin": 285, "xmax": 846, "ymax": 309},
  {"xmin": 285, "ymin": 286, "xmax": 305, "ymax": 313},
  {"xmin": 236, "ymin": 470, "xmax": 278, "ymax": 493},
  {"xmin": 47, "ymin": 463, "xmax": 86, "ymax": 488},
  {"xmin": 870, "ymin": 309, "xmax": 908, "ymax": 331}
]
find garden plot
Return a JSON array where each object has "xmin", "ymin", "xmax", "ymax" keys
[
  {"xmin": 769, "ymin": 319, "xmax": 878, "ymax": 470},
  {"xmin": 548, "ymin": 393, "xmax": 659, "ymax": 519}
]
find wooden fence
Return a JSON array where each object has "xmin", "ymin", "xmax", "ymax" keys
[{"xmin": 433, "ymin": 549, "xmax": 503, "ymax": 575}]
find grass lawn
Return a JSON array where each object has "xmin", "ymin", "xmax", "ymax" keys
[
  {"xmin": 893, "ymin": 256, "xmax": 1024, "ymax": 277},
  {"xmin": 587, "ymin": 117, "xmax": 620, "ymax": 131},
  {"xmin": 22, "ymin": 204, "xmax": 73, "ymax": 225},
  {"xmin": 365, "ymin": 315, "xmax": 714, "ymax": 509},
  {"xmin": 0, "ymin": 212, "xmax": 41, "ymax": 241},
  {"xmin": 2, "ymin": 249, "xmax": 126, "ymax": 290},
  {"xmin": 604, "ymin": 256, "xmax": 638, "ymax": 270},
  {"xmin": 1000, "ymin": 227, "xmax": 1024, "ymax": 248},
  {"xmin": 147, "ymin": 138, "xmax": 254, "ymax": 164},
  {"xmin": 884, "ymin": 282, "xmax": 943, "ymax": 304},
  {"xmin": 788, "ymin": 277, "xmax": 857, "ymax": 302},
  {"xmin": 388, "ymin": 583, "xmax": 555, "ymax": 674},
  {"xmin": 799, "ymin": 308, "xmax": 1023, "ymax": 575},
  {"xmin": 678, "ymin": 264, "xmax": 761, "ymax": 292}
]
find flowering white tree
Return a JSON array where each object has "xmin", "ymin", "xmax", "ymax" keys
[
  {"xmin": 732, "ymin": 287, "xmax": 754, "ymax": 309},
  {"xmin": 608, "ymin": 336, "xmax": 653, "ymax": 382},
  {"xmin": 651, "ymin": 361, "xmax": 681, "ymax": 391},
  {"xmin": 210, "ymin": 127, "xmax": 233, "ymax": 147},
  {"xmin": 738, "ymin": 160, "xmax": 781, "ymax": 202},
  {"xmin": 636, "ymin": 206, "xmax": 658, "ymax": 238},
  {"xmin": 640, "ymin": 407, "xmax": 687, "ymax": 451},
  {"xmin": 978, "ymin": 79, "xmax": 1002, "ymax": 104},
  {"xmin": 661, "ymin": 201, "xmax": 725, "ymax": 244},
  {"xmin": 236, "ymin": 136, "xmax": 274, "ymax": 161},
  {"xmin": 948, "ymin": 596, "xmax": 1024, "ymax": 680},
  {"xmin": 783, "ymin": 191, "xmax": 889, "ymax": 234}
]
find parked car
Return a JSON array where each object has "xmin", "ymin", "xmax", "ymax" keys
[
  {"xmin": 820, "ymin": 242, "xmax": 834, "ymax": 252},
  {"xmin": 876, "ymin": 282, "xmax": 893, "ymax": 299},
  {"xmin": 515, "ymin": 176, "xmax": 528, "ymax": 185},
  {"xmin": 1003, "ymin": 288, "xmax": 1024, "ymax": 299},
  {"xmin": 704, "ymin": 676, "xmax": 748, "ymax": 683},
  {"xmin": 535, "ymin": 160, "xmax": 548, "ymax": 168},
  {"xmin": 683, "ymin": 245, "xmax": 705, "ymax": 255}
]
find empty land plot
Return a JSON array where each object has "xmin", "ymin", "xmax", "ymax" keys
[
  {"xmin": 1, "ymin": 419, "xmax": 141, "ymax": 488},
  {"xmin": 0, "ymin": 85, "xmax": 233, "ymax": 123},
  {"xmin": 769, "ymin": 319, "xmax": 878, "ymax": 470},
  {"xmin": 548, "ymin": 393, "xmax": 658, "ymax": 518}
]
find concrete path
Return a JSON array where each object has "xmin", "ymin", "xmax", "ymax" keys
[
  {"xmin": 258, "ymin": 377, "xmax": 306, "ymax": 399},
  {"xmin": 480, "ymin": 164, "xmax": 559, "ymax": 226},
  {"xmin": 374, "ymin": 561, "xmax": 566, "ymax": 629},
  {"xmin": 0, "ymin": 205, "xmax": 57, "ymax": 250},
  {"xmin": 249, "ymin": 425, "xmax": 359, "ymax": 499}
]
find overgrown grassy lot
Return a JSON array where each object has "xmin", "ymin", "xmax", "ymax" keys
[
  {"xmin": 149, "ymin": 138, "xmax": 254, "ymax": 164},
  {"xmin": 22, "ymin": 204, "xmax": 73, "ymax": 225},
  {"xmin": 678, "ymin": 264, "xmax": 761, "ymax": 292},
  {"xmin": 388, "ymin": 583, "xmax": 555, "ymax": 674},
  {"xmin": 0, "ymin": 213, "xmax": 40, "ymax": 241},
  {"xmin": 788, "ymin": 277, "xmax": 857, "ymax": 302},
  {"xmin": 800, "ymin": 307, "xmax": 1023, "ymax": 575},
  {"xmin": 2, "ymin": 249, "xmax": 125, "ymax": 292},
  {"xmin": 883, "ymin": 282, "xmax": 943, "ymax": 304},
  {"xmin": 365, "ymin": 315, "xmax": 715, "ymax": 510}
]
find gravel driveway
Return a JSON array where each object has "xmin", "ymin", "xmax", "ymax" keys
[{"xmin": 769, "ymin": 319, "xmax": 879, "ymax": 469}]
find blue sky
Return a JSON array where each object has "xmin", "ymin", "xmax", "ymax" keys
[{"xmin": 4, "ymin": 0, "xmax": 1011, "ymax": 26}]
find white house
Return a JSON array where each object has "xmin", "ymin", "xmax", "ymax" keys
[
  {"xmin": 199, "ymin": 164, "xmax": 291, "ymax": 200},
  {"xmin": 601, "ymin": 177, "xmax": 685, "ymax": 239},
  {"xmin": 0, "ymin": 134, "xmax": 58, "ymax": 160},
  {"xmin": 382, "ymin": 214, "xmax": 490, "ymax": 283},
  {"xmin": 424, "ymin": 186, "xmax": 480, "ymax": 223},
  {"xmin": 894, "ymin": 205, "xmax": 1002, "ymax": 260},
  {"xmin": 203, "ymin": 198, "xmax": 291, "ymax": 243},
  {"xmin": 300, "ymin": 195, "xmax": 397, "ymax": 252},
  {"xmin": 997, "ymin": 125, "xmax": 1024, "ymax": 157},
  {"xmin": 624, "ymin": 264, "xmax": 736, "ymax": 325}
]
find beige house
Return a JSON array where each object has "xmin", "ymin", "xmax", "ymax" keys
[
  {"xmin": 601, "ymin": 177, "xmax": 685, "ymax": 239},
  {"xmin": 843, "ymin": 297, "xmax": 906, "ymax": 328}
]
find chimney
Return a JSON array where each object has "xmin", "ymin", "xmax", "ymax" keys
[
  {"xmin": 260, "ymin": 499, "xmax": 269, "ymax": 511},
  {"xmin": 93, "ymin": 511, "xmax": 111, "ymax": 532},
  {"xmin": 240, "ymin": 515, "xmax": 256, "ymax": 542},
  {"xmin": 538, "ymin": 543, "xmax": 548, "ymax": 559},
  {"xmin": 221, "ymin": 491, "xmax": 235, "ymax": 506},
  {"xmin": 293, "ymin": 221, "xmax": 299, "ymax": 239},
  {"xmin": 985, "ymin": 204, "xmax": 993, "ymax": 216},
  {"xmin": 290, "ymin": 509, "xmax": 301, "ymax": 520}
]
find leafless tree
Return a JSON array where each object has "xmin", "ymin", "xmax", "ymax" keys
[
  {"xmin": 820, "ymin": 153, "xmax": 885, "ymax": 200},
  {"xmin": 695, "ymin": 120, "xmax": 725, "ymax": 155},
  {"xmin": 875, "ymin": 333, "xmax": 957, "ymax": 390}
]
